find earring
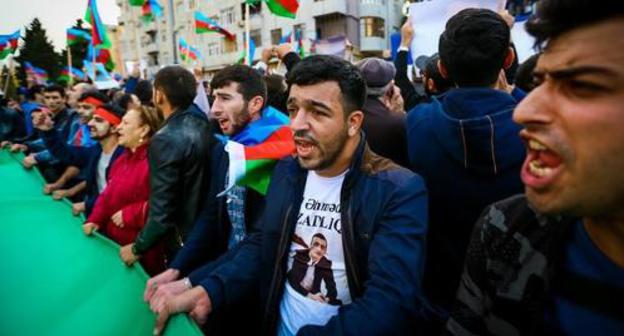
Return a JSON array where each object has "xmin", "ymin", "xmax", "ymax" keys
[{"xmin": 139, "ymin": 137, "xmax": 144, "ymax": 144}]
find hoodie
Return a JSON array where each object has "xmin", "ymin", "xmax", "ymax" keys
[{"xmin": 406, "ymin": 87, "xmax": 526, "ymax": 324}]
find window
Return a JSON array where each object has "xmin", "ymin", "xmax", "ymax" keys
[
  {"xmin": 148, "ymin": 51, "xmax": 159, "ymax": 66},
  {"xmin": 250, "ymin": 29, "xmax": 262, "ymax": 47},
  {"xmin": 221, "ymin": 7, "xmax": 235, "ymax": 25},
  {"xmin": 361, "ymin": 17, "xmax": 384, "ymax": 38},
  {"xmin": 223, "ymin": 36, "xmax": 238, "ymax": 53},
  {"xmin": 241, "ymin": 1, "xmax": 262, "ymax": 20},
  {"xmin": 207, "ymin": 42, "xmax": 220, "ymax": 56},
  {"xmin": 294, "ymin": 23, "xmax": 306, "ymax": 40},
  {"xmin": 271, "ymin": 28, "xmax": 282, "ymax": 45}
]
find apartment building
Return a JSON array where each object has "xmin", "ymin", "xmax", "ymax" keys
[{"xmin": 116, "ymin": 0, "xmax": 406, "ymax": 74}]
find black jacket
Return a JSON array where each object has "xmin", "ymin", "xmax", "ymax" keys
[
  {"xmin": 394, "ymin": 50, "xmax": 429, "ymax": 112},
  {"xmin": 134, "ymin": 104, "xmax": 214, "ymax": 257}
]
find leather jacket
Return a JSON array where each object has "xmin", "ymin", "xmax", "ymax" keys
[{"xmin": 134, "ymin": 104, "xmax": 215, "ymax": 258}]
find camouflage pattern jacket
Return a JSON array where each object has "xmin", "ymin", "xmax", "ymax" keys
[{"xmin": 445, "ymin": 194, "xmax": 576, "ymax": 336}]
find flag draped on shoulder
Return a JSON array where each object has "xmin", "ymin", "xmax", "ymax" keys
[{"xmin": 218, "ymin": 107, "xmax": 295, "ymax": 196}]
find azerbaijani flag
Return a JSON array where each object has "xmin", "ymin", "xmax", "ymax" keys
[
  {"xmin": 84, "ymin": 0, "xmax": 111, "ymax": 48},
  {"xmin": 141, "ymin": 0, "xmax": 163, "ymax": 23},
  {"xmin": 86, "ymin": 45, "xmax": 115, "ymax": 71},
  {"xmin": 237, "ymin": 36, "xmax": 255, "ymax": 65},
  {"xmin": 219, "ymin": 106, "xmax": 295, "ymax": 195},
  {"xmin": 188, "ymin": 45, "xmax": 201, "ymax": 61},
  {"xmin": 279, "ymin": 31, "xmax": 305, "ymax": 57},
  {"xmin": 178, "ymin": 38, "xmax": 189, "ymax": 61},
  {"xmin": 24, "ymin": 62, "xmax": 49, "ymax": 84},
  {"xmin": 247, "ymin": 0, "xmax": 298, "ymax": 19},
  {"xmin": 67, "ymin": 28, "xmax": 91, "ymax": 46},
  {"xmin": 0, "ymin": 38, "xmax": 10, "ymax": 60},
  {"xmin": 128, "ymin": 0, "xmax": 145, "ymax": 5},
  {"xmin": 59, "ymin": 66, "xmax": 86, "ymax": 82},
  {"xmin": 194, "ymin": 11, "xmax": 235, "ymax": 40},
  {"xmin": 0, "ymin": 30, "xmax": 20, "ymax": 59}
]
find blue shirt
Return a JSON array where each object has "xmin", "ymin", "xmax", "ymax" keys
[{"xmin": 547, "ymin": 221, "xmax": 624, "ymax": 334}]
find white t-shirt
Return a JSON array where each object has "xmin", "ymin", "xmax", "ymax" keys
[
  {"xmin": 96, "ymin": 151, "xmax": 113, "ymax": 193},
  {"xmin": 279, "ymin": 170, "xmax": 351, "ymax": 336}
]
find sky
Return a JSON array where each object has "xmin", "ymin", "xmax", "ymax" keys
[{"xmin": 0, "ymin": 0, "xmax": 120, "ymax": 52}]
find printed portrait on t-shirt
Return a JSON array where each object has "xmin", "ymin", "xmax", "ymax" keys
[{"xmin": 287, "ymin": 233, "xmax": 342, "ymax": 305}]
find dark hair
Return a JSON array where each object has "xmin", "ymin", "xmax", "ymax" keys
[
  {"xmin": 27, "ymin": 85, "xmax": 46, "ymax": 100},
  {"xmin": 115, "ymin": 93, "xmax": 135, "ymax": 111},
  {"xmin": 286, "ymin": 55, "xmax": 366, "ymax": 114},
  {"xmin": 211, "ymin": 64, "xmax": 267, "ymax": 106},
  {"xmin": 99, "ymin": 103, "xmax": 126, "ymax": 120},
  {"xmin": 311, "ymin": 233, "xmax": 327, "ymax": 243},
  {"xmin": 44, "ymin": 85, "xmax": 66, "ymax": 98},
  {"xmin": 439, "ymin": 8, "xmax": 511, "ymax": 87},
  {"xmin": 526, "ymin": 0, "xmax": 624, "ymax": 49},
  {"xmin": 514, "ymin": 53, "xmax": 540, "ymax": 92},
  {"xmin": 79, "ymin": 90, "xmax": 110, "ymax": 104},
  {"xmin": 135, "ymin": 80, "xmax": 154, "ymax": 107},
  {"xmin": 264, "ymin": 74, "xmax": 288, "ymax": 114},
  {"xmin": 424, "ymin": 54, "xmax": 453, "ymax": 94},
  {"xmin": 153, "ymin": 66, "xmax": 197, "ymax": 109}
]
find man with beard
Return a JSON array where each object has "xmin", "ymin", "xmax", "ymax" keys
[
  {"xmin": 152, "ymin": 55, "xmax": 428, "ymax": 336},
  {"xmin": 144, "ymin": 64, "xmax": 272, "ymax": 335},
  {"xmin": 446, "ymin": 0, "xmax": 624, "ymax": 335},
  {"xmin": 34, "ymin": 99, "xmax": 125, "ymax": 217},
  {"xmin": 121, "ymin": 66, "xmax": 213, "ymax": 268}
]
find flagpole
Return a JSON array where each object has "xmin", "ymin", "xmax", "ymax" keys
[
  {"xmin": 245, "ymin": 2, "xmax": 250, "ymax": 65},
  {"xmin": 0, "ymin": 63, "xmax": 4, "ymax": 91},
  {"xmin": 91, "ymin": 40, "xmax": 96, "ymax": 82},
  {"xmin": 67, "ymin": 41, "xmax": 74, "ymax": 88}
]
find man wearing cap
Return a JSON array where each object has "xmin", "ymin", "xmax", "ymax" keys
[
  {"xmin": 33, "ymin": 100, "xmax": 125, "ymax": 217},
  {"xmin": 356, "ymin": 57, "xmax": 409, "ymax": 168}
]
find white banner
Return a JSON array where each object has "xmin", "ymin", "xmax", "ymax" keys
[{"xmin": 409, "ymin": 0, "xmax": 506, "ymax": 61}]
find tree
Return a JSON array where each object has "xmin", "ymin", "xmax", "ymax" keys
[
  {"xmin": 15, "ymin": 18, "xmax": 61, "ymax": 86},
  {"xmin": 60, "ymin": 19, "xmax": 90, "ymax": 75}
]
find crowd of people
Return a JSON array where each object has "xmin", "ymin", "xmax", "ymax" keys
[{"xmin": 1, "ymin": 0, "xmax": 623, "ymax": 334}]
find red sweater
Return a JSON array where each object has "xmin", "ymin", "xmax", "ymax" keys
[{"xmin": 87, "ymin": 144, "xmax": 164, "ymax": 274}]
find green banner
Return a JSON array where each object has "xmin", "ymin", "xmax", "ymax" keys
[{"xmin": 0, "ymin": 149, "xmax": 202, "ymax": 336}]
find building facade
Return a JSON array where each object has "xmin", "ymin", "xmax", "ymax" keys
[{"xmin": 116, "ymin": 0, "xmax": 406, "ymax": 75}]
